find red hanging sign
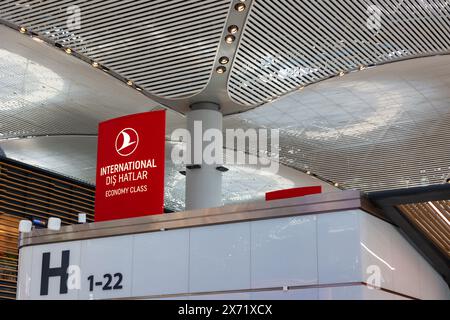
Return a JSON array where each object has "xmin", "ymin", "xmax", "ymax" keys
[{"xmin": 95, "ymin": 110, "xmax": 166, "ymax": 222}]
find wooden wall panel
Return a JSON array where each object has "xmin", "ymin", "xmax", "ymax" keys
[
  {"xmin": 0, "ymin": 157, "xmax": 95, "ymax": 300},
  {"xmin": 397, "ymin": 201, "xmax": 450, "ymax": 259}
]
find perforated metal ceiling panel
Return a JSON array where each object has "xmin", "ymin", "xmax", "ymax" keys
[
  {"xmin": 0, "ymin": 25, "xmax": 188, "ymax": 140},
  {"xmin": 226, "ymin": 55, "xmax": 450, "ymax": 192},
  {"xmin": 0, "ymin": 0, "xmax": 231, "ymax": 99},
  {"xmin": 229, "ymin": 0, "xmax": 450, "ymax": 106}
]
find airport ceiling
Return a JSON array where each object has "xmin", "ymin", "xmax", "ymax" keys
[
  {"xmin": 0, "ymin": 1, "xmax": 450, "ymax": 201},
  {"xmin": 0, "ymin": 135, "xmax": 339, "ymax": 211},
  {"xmin": 0, "ymin": 25, "xmax": 337, "ymax": 211},
  {"xmin": 1, "ymin": 0, "xmax": 449, "ymax": 115}
]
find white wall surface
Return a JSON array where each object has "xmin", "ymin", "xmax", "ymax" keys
[{"xmin": 17, "ymin": 210, "xmax": 450, "ymax": 300}]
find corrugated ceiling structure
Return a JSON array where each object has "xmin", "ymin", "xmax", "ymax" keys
[
  {"xmin": 2, "ymin": 0, "xmax": 449, "ymax": 111},
  {"xmin": 0, "ymin": 0, "xmax": 231, "ymax": 99},
  {"xmin": 229, "ymin": 0, "xmax": 450, "ymax": 105},
  {"xmin": 0, "ymin": 0, "xmax": 449, "ymax": 194}
]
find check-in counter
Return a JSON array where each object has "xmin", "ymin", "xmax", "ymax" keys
[{"xmin": 16, "ymin": 191, "xmax": 450, "ymax": 300}]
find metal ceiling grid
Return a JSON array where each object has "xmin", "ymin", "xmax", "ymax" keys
[
  {"xmin": 229, "ymin": 0, "xmax": 450, "ymax": 106},
  {"xmin": 0, "ymin": 1, "xmax": 449, "ymax": 196},
  {"xmin": 226, "ymin": 54, "xmax": 450, "ymax": 193},
  {"xmin": 231, "ymin": 103, "xmax": 450, "ymax": 193},
  {"xmin": 0, "ymin": 0, "xmax": 231, "ymax": 99},
  {"xmin": 0, "ymin": 50, "xmax": 102, "ymax": 138},
  {"xmin": 0, "ymin": 24, "xmax": 167, "ymax": 139}
]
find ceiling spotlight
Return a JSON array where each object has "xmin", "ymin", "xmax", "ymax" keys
[
  {"xmin": 225, "ymin": 34, "xmax": 236, "ymax": 44},
  {"xmin": 298, "ymin": 86, "xmax": 305, "ymax": 91},
  {"xmin": 92, "ymin": 61, "xmax": 99, "ymax": 68},
  {"xmin": 219, "ymin": 56, "xmax": 230, "ymax": 65},
  {"xmin": 359, "ymin": 65, "xmax": 367, "ymax": 71},
  {"xmin": 338, "ymin": 71, "xmax": 345, "ymax": 77},
  {"xmin": 136, "ymin": 87, "xmax": 143, "ymax": 91},
  {"xmin": 228, "ymin": 25, "xmax": 239, "ymax": 34},
  {"xmin": 334, "ymin": 182, "xmax": 340, "ymax": 187},
  {"xmin": 127, "ymin": 80, "xmax": 133, "ymax": 86},
  {"xmin": 306, "ymin": 171, "xmax": 311, "ymax": 175},
  {"xmin": 235, "ymin": 3, "xmax": 246, "ymax": 12},
  {"xmin": 65, "ymin": 48, "xmax": 72, "ymax": 54},
  {"xmin": 19, "ymin": 27, "xmax": 27, "ymax": 34},
  {"xmin": 216, "ymin": 66, "xmax": 226, "ymax": 74}
]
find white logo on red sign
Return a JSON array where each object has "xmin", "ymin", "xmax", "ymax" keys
[{"xmin": 115, "ymin": 128, "xmax": 139, "ymax": 157}]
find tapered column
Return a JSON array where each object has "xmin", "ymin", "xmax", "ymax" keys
[{"xmin": 185, "ymin": 102, "xmax": 223, "ymax": 210}]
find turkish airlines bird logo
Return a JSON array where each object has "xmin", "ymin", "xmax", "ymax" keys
[{"xmin": 115, "ymin": 128, "xmax": 139, "ymax": 157}]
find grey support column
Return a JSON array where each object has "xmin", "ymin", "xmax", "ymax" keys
[{"xmin": 185, "ymin": 102, "xmax": 223, "ymax": 210}]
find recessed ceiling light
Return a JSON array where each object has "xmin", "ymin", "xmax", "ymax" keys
[
  {"xmin": 219, "ymin": 56, "xmax": 230, "ymax": 64},
  {"xmin": 127, "ymin": 80, "xmax": 133, "ymax": 86},
  {"xmin": 228, "ymin": 25, "xmax": 239, "ymax": 34},
  {"xmin": 92, "ymin": 61, "xmax": 99, "ymax": 68},
  {"xmin": 136, "ymin": 87, "xmax": 142, "ymax": 91},
  {"xmin": 359, "ymin": 65, "xmax": 367, "ymax": 71},
  {"xmin": 306, "ymin": 171, "xmax": 311, "ymax": 175},
  {"xmin": 32, "ymin": 37, "xmax": 44, "ymax": 43},
  {"xmin": 334, "ymin": 182, "xmax": 340, "ymax": 187},
  {"xmin": 19, "ymin": 27, "xmax": 26, "ymax": 34},
  {"xmin": 216, "ymin": 66, "xmax": 226, "ymax": 74},
  {"xmin": 65, "ymin": 48, "xmax": 72, "ymax": 54},
  {"xmin": 225, "ymin": 35, "xmax": 235, "ymax": 44},
  {"xmin": 338, "ymin": 71, "xmax": 345, "ymax": 77},
  {"xmin": 235, "ymin": 3, "xmax": 246, "ymax": 11}
]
